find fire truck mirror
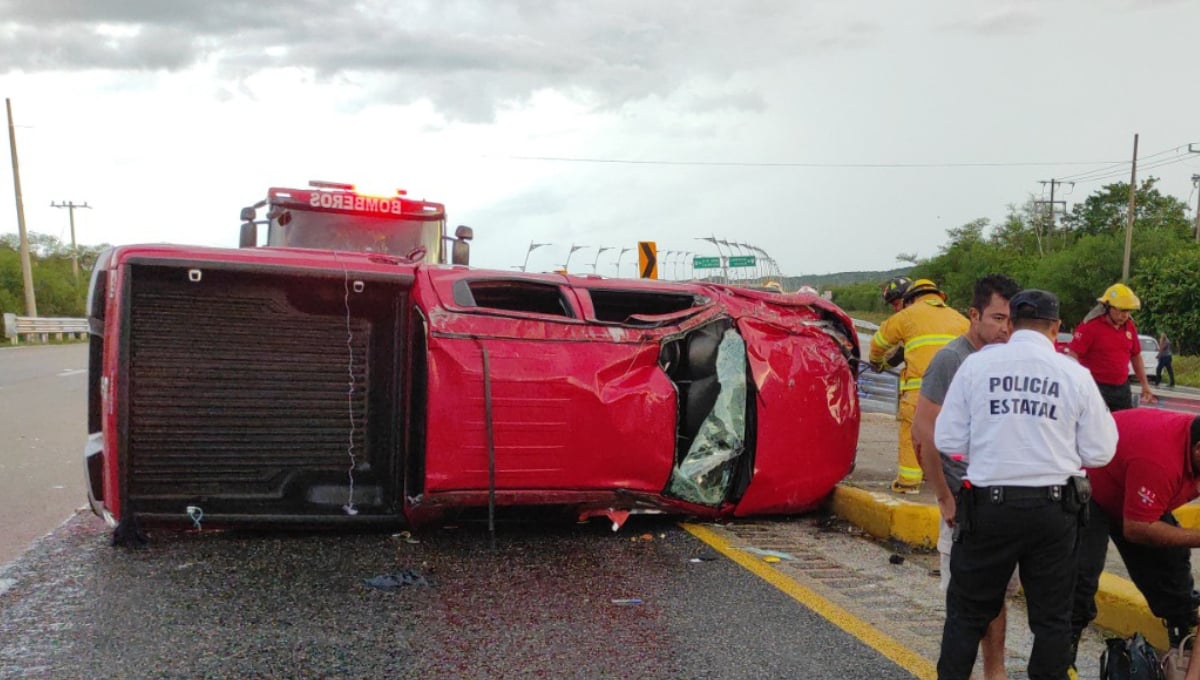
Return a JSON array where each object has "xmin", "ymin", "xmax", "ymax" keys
[
  {"xmin": 239, "ymin": 207, "xmax": 256, "ymax": 222},
  {"xmin": 239, "ymin": 221, "xmax": 257, "ymax": 248},
  {"xmin": 451, "ymin": 240, "xmax": 470, "ymax": 266},
  {"xmin": 454, "ymin": 225, "xmax": 474, "ymax": 241}
]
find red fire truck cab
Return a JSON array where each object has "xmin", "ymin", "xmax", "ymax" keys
[{"xmin": 239, "ymin": 180, "xmax": 473, "ymax": 265}]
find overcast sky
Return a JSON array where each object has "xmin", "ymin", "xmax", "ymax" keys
[{"xmin": 2, "ymin": 0, "xmax": 1198, "ymax": 278}]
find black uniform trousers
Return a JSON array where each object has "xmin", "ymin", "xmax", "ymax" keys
[
  {"xmin": 1096, "ymin": 381, "xmax": 1133, "ymax": 412},
  {"xmin": 939, "ymin": 491, "xmax": 1078, "ymax": 680},
  {"xmin": 1071, "ymin": 498, "xmax": 1199, "ymax": 641}
]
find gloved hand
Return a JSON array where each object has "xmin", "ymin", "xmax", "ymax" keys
[{"xmin": 884, "ymin": 345, "xmax": 905, "ymax": 369}]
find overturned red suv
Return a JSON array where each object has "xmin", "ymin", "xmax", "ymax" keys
[{"xmin": 83, "ymin": 246, "xmax": 860, "ymax": 534}]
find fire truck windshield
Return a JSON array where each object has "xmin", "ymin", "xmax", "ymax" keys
[{"xmin": 272, "ymin": 209, "xmax": 444, "ymax": 259}]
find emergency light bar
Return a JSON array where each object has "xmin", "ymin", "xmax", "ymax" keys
[{"xmin": 309, "ymin": 180, "xmax": 355, "ymax": 191}]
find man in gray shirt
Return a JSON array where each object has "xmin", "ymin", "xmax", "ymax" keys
[{"xmin": 911, "ymin": 274, "xmax": 1020, "ymax": 680}]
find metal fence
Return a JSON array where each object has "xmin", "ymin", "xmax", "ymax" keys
[
  {"xmin": 853, "ymin": 319, "xmax": 900, "ymax": 416},
  {"xmin": 3, "ymin": 314, "xmax": 89, "ymax": 345}
]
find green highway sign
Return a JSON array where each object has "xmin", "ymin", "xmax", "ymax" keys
[
  {"xmin": 728, "ymin": 255, "xmax": 756, "ymax": 267},
  {"xmin": 693, "ymin": 256, "xmax": 722, "ymax": 269}
]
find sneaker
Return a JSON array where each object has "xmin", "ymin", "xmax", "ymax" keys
[{"xmin": 890, "ymin": 479, "xmax": 921, "ymax": 495}]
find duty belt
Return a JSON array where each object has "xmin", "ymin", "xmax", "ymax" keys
[{"xmin": 971, "ymin": 485, "xmax": 1064, "ymax": 504}]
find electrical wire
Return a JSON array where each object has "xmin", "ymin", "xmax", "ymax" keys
[
  {"xmin": 496, "ymin": 155, "xmax": 1124, "ymax": 169},
  {"xmin": 1068, "ymin": 153, "xmax": 1198, "ymax": 186},
  {"xmin": 1056, "ymin": 145, "xmax": 1199, "ymax": 185}
]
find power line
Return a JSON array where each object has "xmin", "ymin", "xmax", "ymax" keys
[
  {"xmin": 495, "ymin": 155, "xmax": 1125, "ymax": 169},
  {"xmin": 1067, "ymin": 153, "xmax": 1198, "ymax": 186},
  {"xmin": 1056, "ymin": 144, "xmax": 1198, "ymax": 184},
  {"xmin": 1055, "ymin": 144, "xmax": 1184, "ymax": 182}
]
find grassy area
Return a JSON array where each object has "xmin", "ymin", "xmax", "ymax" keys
[{"xmin": 1169, "ymin": 355, "xmax": 1200, "ymax": 389}]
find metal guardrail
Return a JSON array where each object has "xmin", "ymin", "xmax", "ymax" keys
[
  {"xmin": 852, "ymin": 320, "xmax": 900, "ymax": 416},
  {"xmin": 3, "ymin": 313, "xmax": 89, "ymax": 345}
]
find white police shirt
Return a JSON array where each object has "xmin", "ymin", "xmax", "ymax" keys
[{"xmin": 934, "ymin": 329, "xmax": 1117, "ymax": 487}]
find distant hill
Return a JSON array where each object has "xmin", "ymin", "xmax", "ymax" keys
[{"xmin": 781, "ymin": 267, "xmax": 912, "ymax": 289}]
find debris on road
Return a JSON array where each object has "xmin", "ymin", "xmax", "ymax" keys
[
  {"xmin": 363, "ymin": 568, "xmax": 430, "ymax": 589},
  {"xmin": 738, "ymin": 547, "xmax": 796, "ymax": 561}
]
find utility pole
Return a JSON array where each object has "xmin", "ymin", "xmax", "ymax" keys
[
  {"xmin": 1035, "ymin": 179, "xmax": 1071, "ymax": 252},
  {"xmin": 1121, "ymin": 133, "xmax": 1138, "ymax": 282},
  {"xmin": 1193, "ymin": 174, "xmax": 1200, "ymax": 244},
  {"xmin": 6, "ymin": 98, "xmax": 37, "ymax": 317},
  {"xmin": 51, "ymin": 200, "xmax": 91, "ymax": 281}
]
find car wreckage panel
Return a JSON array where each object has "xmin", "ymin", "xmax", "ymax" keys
[
  {"xmin": 420, "ymin": 329, "xmax": 679, "ymax": 496},
  {"xmin": 731, "ymin": 315, "xmax": 859, "ymax": 516}
]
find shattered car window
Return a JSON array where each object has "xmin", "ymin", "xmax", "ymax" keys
[{"xmin": 667, "ymin": 329, "xmax": 747, "ymax": 505}]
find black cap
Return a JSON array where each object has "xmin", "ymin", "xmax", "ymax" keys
[{"xmin": 1010, "ymin": 289, "xmax": 1060, "ymax": 321}]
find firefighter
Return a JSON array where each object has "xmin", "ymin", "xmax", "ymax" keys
[
  {"xmin": 934, "ymin": 289, "xmax": 1117, "ymax": 680},
  {"xmin": 870, "ymin": 278, "xmax": 969, "ymax": 494},
  {"xmin": 1069, "ymin": 409, "xmax": 1200, "ymax": 677},
  {"xmin": 882, "ymin": 276, "xmax": 912, "ymax": 313},
  {"xmin": 1066, "ymin": 282, "xmax": 1157, "ymax": 411}
]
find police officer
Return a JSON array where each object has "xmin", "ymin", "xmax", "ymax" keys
[
  {"xmin": 912, "ymin": 273, "xmax": 1021, "ymax": 680},
  {"xmin": 934, "ymin": 289, "xmax": 1117, "ymax": 680}
]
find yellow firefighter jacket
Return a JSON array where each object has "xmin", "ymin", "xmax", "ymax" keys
[{"xmin": 869, "ymin": 294, "xmax": 969, "ymax": 392}]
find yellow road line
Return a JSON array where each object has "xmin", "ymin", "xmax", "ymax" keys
[{"xmin": 682, "ymin": 522, "xmax": 936, "ymax": 680}]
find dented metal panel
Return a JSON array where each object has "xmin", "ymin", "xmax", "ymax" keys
[{"xmin": 421, "ymin": 330, "xmax": 677, "ymax": 495}]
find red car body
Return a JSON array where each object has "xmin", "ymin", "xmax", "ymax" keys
[{"xmin": 84, "ymin": 244, "xmax": 860, "ymax": 534}]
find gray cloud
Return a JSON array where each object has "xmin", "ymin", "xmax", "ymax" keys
[
  {"xmin": 0, "ymin": 0, "xmax": 879, "ymax": 120},
  {"xmin": 944, "ymin": 6, "xmax": 1045, "ymax": 36}
]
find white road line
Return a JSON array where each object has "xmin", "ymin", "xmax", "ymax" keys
[{"xmin": 57, "ymin": 369, "xmax": 87, "ymax": 377}]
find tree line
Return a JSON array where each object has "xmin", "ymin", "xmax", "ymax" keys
[
  {"xmin": 830, "ymin": 178, "xmax": 1200, "ymax": 353},
  {"xmin": 0, "ymin": 233, "xmax": 109, "ymax": 317}
]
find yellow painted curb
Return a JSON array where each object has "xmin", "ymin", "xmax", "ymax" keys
[
  {"xmin": 682, "ymin": 522, "xmax": 936, "ymax": 679},
  {"xmin": 829, "ymin": 484, "xmax": 939, "ymax": 548},
  {"xmin": 830, "ymin": 482, "xmax": 1190, "ymax": 652},
  {"xmin": 1176, "ymin": 504, "xmax": 1200, "ymax": 529},
  {"xmin": 1094, "ymin": 572, "xmax": 1168, "ymax": 650}
]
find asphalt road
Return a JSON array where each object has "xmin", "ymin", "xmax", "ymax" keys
[
  {"xmin": 0, "ymin": 514, "xmax": 921, "ymax": 679},
  {"xmin": 0, "ymin": 343, "xmax": 88, "ymax": 567}
]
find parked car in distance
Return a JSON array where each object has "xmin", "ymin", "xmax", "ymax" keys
[
  {"xmin": 1055, "ymin": 332, "xmax": 1072, "ymax": 354},
  {"xmin": 1130, "ymin": 334, "xmax": 1158, "ymax": 380}
]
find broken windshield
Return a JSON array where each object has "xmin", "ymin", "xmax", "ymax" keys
[{"xmin": 667, "ymin": 328, "xmax": 747, "ymax": 506}]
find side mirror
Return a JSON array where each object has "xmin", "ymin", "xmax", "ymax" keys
[
  {"xmin": 451, "ymin": 240, "xmax": 470, "ymax": 266},
  {"xmin": 240, "ymin": 206, "xmax": 257, "ymax": 222},
  {"xmin": 239, "ymin": 222, "xmax": 257, "ymax": 248},
  {"xmin": 454, "ymin": 225, "xmax": 474, "ymax": 241}
]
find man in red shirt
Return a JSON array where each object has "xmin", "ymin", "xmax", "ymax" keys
[
  {"xmin": 1070, "ymin": 409, "xmax": 1200, "ymax": 671},
  {"xmin": 1067, "ymin": 283, "xmax": 1156, "ymax": 411}
]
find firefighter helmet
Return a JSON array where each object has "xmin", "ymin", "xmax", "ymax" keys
[
  {"xmin": 881, "ymin": 276, "xmax": 912, "ymax": 305},
  {"xmin": 1097, "ymin": 283, "xmax": 1141, "ymax": 310},
  {"xmin": 903, "ymin": 278, "xmax": 946, "ymax": 303}
]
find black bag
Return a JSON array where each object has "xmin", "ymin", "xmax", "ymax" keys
[{"xmin": 1100, "ymin": 632, "xmax": 1166, "ymax": 680}]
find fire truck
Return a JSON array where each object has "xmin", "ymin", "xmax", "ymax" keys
[
  {"xmin": 238, "ymin": 180, "xmax": 473, "ymax": 264},
  {"xmin": 82, "ymin": 184, "xmax": 860, "ymax": 540}
]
